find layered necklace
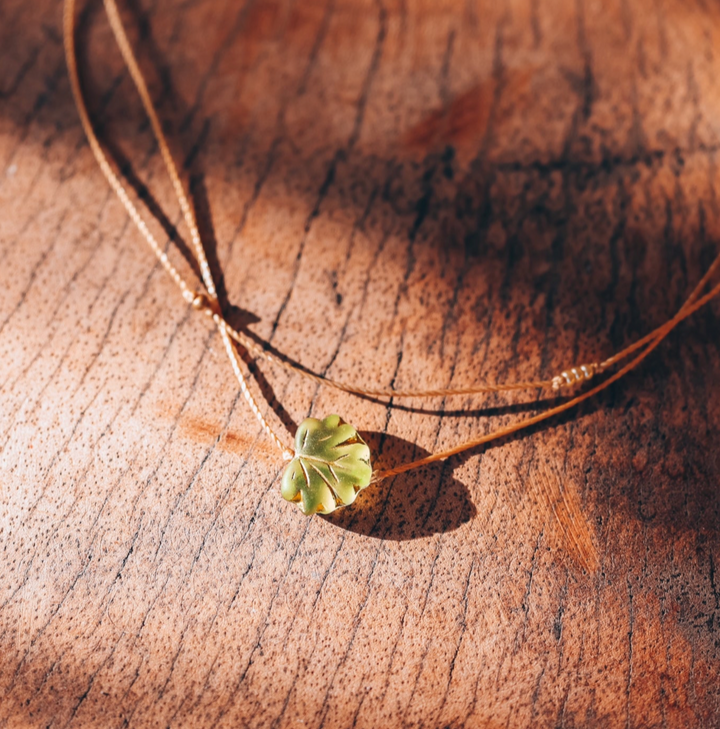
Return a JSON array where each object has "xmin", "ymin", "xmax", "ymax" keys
[{"xmin": 64, "ymin": 0, "xmax": 720, "ymax": 515}]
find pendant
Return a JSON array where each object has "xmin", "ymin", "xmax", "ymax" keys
[{"xmin": 281, "ymin": 414, "xmax": 372, "ymax": 515}]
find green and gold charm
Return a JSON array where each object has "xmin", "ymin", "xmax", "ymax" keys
[{"xmin": 281, "ymin": 415, "xmax": 372, "ymax": 515}]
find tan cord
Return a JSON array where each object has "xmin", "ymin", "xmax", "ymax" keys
[
  {"xmin": 223, "ymin": 322, "xmax": 553, "ymax": 396},
  {"xmin": 65, "ymin": 0, "xmax": 720, "ymax": 475},
  {"xmin": 102, "ymin": 0, "xmax": 217, "ymax": 299},
  {"xmin": 372, "ymin": 276, "xmax": 720, "ymax": 481},
  {"xmin": 64, "ymin": 0, "xmax": 293, "ymax": 458},
  {"xmin": 71, "ymin": 0, "xmax": 720, "ymax": 401},
  {"xmin": 597, "ymin": 246, "xmax": 720, "ymax": 372}
]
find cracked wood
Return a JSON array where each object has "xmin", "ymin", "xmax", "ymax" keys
[{"xmin": 1, "ymin": 0, "xmax": 720, "ymax": 727}]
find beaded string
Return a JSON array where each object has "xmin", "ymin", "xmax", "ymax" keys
[
  {"xmin": 64, "ymin": 0, "xmax": 720, "ymax": 479},
  {"xmin": 64, "ymin": 0, "xmax": 293, "ymax": 460},
  {"xmin": 372, "ymin": 279, "xmax": 720, "ymax": 480}
]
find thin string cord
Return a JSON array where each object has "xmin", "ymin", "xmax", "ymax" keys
[
  {"xmin": 221, "ymin": 323, "xmax": 553, "ymax": 396},
  {"xmin": 99, "ymin": 0, "xmax": 565, "ymax": 397},
  {"xmin": 64, "ymin": 0, "xmax": 293, "ymax": 456},
  {"xmin": 71, "ymin": 0, "xmax": 720, "ymax": 402},
  {"xmin": 102, "ymin": 0, "xmax": 216, "ymax": 298},
  {"xmin": 220, "ymin": 264, "xmax": 720, "ymax": 396},
  {"xmin": 70, "ymin": 0, "xmax": 557, "ymax": 402},
  {"xmin": 598, "ymin": 249, "xmax": 720, "ymax": 372},
  {"xmin": 89, "ymin": 0, "xmax": 714, "ymax": 401},
  {"xmin": 65, "ymin": 0, "xmax": 720, "ymax": 477},
  {"xmin": 372, "ymin": 276, "xmax": 720, "ymax": 481},
  {"xmin": 63, "ymin": 0, "xmax": 193, "ymax": 303}
]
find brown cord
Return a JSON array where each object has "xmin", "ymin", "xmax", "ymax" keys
[
  {"xmin": 64, "ymin": 0, "xmax": 720, "ymax": 477},
  {"xmin": 64, "ymin": 0, "xmax": 294, "ymax": 459},
  {"xmin": 371, "ymin": 278, "xmax": 720, "ymax": 481}
]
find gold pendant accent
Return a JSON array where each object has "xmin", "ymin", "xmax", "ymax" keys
[{"xmin": 281, "ymin": 415, "xmax": 372, "ymax": 515}]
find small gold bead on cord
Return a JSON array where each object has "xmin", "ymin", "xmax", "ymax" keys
[
  {"xmin": 190, "ymin": 291, "xmax": 222, "ymax": 318},
  {"xmin": 551, "ymin": 363, "xmax": 598, "ymax": 391}
]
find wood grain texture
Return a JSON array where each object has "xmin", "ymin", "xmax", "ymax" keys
[{"xmin": 1, "ymin": 0, "xmax": 720, "ymax": 726}]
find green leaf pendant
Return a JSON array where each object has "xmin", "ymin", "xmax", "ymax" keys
[{"xmin": 281, "ymin": 415, "xmax": 372, "ymax": 515}]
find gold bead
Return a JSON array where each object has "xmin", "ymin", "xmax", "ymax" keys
[
  {"xmin": 191, "ymin": 292, "xmax": 209, "ymax": 310},
  {"xmin": 191, "ymin": 292, "xmax": 220, "ymax": 317}
]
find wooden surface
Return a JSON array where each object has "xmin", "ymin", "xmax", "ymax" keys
[{"xmin": 2, "ymin": 0, "xmax": 720, "ymax": 726}]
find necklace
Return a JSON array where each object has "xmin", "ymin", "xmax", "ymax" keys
[{"xmin": 64, "ymin": 0, "xmax": 720, "ymax": 516}]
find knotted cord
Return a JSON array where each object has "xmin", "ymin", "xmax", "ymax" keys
[{"xmin": 64, "ymin": 0, "xmax": 720, "ymax": 480}]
